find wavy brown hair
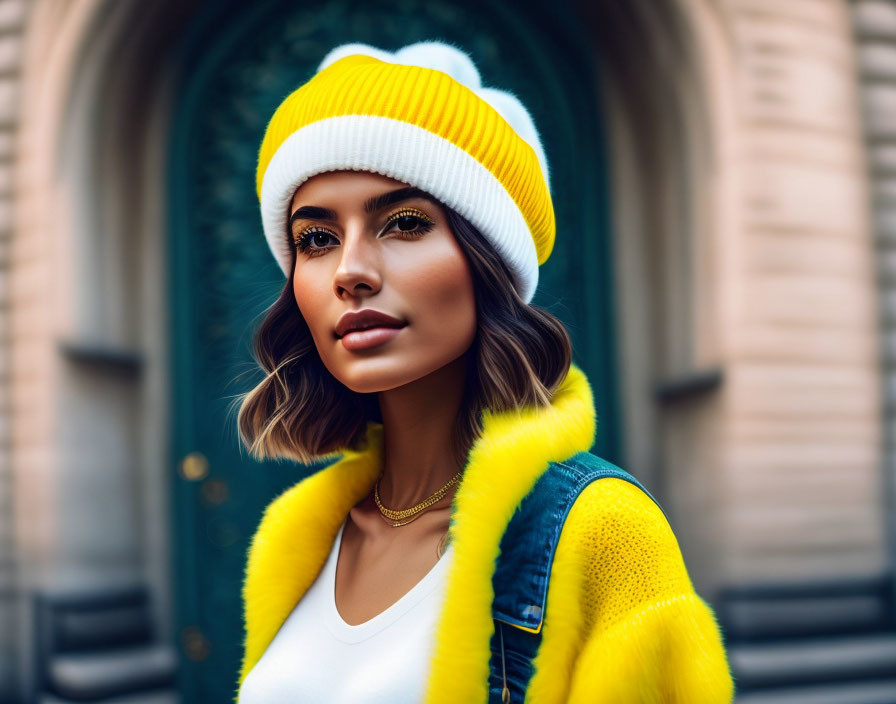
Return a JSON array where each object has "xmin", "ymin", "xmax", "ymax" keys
[{"xmin": 236, "ymin": 199, "xmax": 572, "ymax": 468}]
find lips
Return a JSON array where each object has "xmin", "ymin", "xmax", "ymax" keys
[{"xmin": 335, "ymin": 309, "xmax": 407, "ymax": 339}]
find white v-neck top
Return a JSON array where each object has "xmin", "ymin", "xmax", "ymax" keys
[{"xmin": 238, "ymin": 517, "xmax": 455, "ymax": 704}]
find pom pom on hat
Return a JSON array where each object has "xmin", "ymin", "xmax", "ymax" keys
[
  {"xmin": 318, "ymin": 41, "xmax": 481, "ymax": 88},
  {"xmin": 256, "ymin": 40, "xmax": 555, "ymax": 303}
]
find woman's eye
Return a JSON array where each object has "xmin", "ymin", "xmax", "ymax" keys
[
  {"xmin": 294, "ymin": 229, "xmax": 337, "ymax": 255},
  {"xmin": 385, "ymin": 210, "xmax": 436, "ymax": 237},
  {"xmin": 393, "ymin": 215, "xmax": 424, "ymax": 232}
]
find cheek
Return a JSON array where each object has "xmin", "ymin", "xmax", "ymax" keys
[
  {"xmin": 402, "ymin": 240, "xmax": 476, "ymax": 344},
  {"xmin": 293, "ymin": 274, "xmax": 329, "ymax": 342}
]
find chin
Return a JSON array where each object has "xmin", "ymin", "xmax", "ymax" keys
[{"xmin": 325, "ymin": 357, "xmax": 423, "ymax": 394}]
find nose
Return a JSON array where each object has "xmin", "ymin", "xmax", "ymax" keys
[{"xmin": 332, "ymin": 223, "xmax": 382, "ymax": 299}]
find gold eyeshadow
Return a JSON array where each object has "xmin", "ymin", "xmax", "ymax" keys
[{"xmin": 386, "ymin": 206, "xmax": 435, "ymax": 225}]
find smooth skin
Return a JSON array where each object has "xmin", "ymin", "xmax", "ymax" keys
[{"xmin": 289, "ymin": 170, "xmax": 476, "ymax": 625}]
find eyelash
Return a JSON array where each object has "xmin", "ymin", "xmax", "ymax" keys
[{"xmin": 292, "ymin": 208, "xmax": 436, "ymax": 256}]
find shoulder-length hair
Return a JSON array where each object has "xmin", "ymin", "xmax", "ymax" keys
[{"xmin": 236, "ymin": 198, "xmax": 572, "ymax": 468}]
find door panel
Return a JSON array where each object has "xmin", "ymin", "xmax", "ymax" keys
[{"xmin": 168, "ymin": 0, "xmax": 615, "ymax": 699}]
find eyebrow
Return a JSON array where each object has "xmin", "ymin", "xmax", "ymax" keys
[{"xmin": 288, "ymin": 186, "xmax": 439, "ymax": 230}]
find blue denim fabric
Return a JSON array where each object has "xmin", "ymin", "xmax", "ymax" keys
[{"xmin": 486, "ymin": 451, "xmax": 666, "ymax": 703}]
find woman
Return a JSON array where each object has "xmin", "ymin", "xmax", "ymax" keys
[{"xmin": 235, "ymin": 41, "xmax": 734, "ymax": 703}]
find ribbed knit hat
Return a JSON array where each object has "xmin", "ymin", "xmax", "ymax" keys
[{"xmin": 256, "ymin": 40, "xmax": 554, "ymax": 303}]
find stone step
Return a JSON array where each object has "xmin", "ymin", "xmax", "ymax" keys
[
  {"xmin": 729, "ymin": 633, "xmax": 896, "ymax": 689},
  {"xmin": 735, "ymin": 678, "xmax": 896, "ymax": 704},
  {"xmin": 41, "ymin": 690, "xmax": 179, "ymax": 704},
  {"xmin": 717, "ymin": 575, "xmax": 892, "ymax": 641}
]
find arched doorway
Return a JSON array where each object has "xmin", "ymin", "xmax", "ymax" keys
[{"xmin": 166, "ymin": 0, "xmax": 615, "ymax": 698}]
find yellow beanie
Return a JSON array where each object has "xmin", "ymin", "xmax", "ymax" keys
[{"xmin": 255, "ymin": 41, "xmax": 554, "ymax": 303}]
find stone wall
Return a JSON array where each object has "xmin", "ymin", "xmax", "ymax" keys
[
  {"xmin": 852, "ymin": 0, "xmax": 896, "ymax": 583},
  {"xmin": 719, "ymin": 0, "xmax": 884, "ymax": 582},
  {"xmin": 0, "ymin": 0, "xmax": 26, "ymax": 695}
]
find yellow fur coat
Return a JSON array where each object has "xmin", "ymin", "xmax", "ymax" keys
[{"xmin": 236, "ymin": 363, "xmax": 735, "ymax": 702}]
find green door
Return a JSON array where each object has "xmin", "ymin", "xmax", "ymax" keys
[{"xmin": 167, "ymin": 0, "xmax": 618, "ymax": 699}]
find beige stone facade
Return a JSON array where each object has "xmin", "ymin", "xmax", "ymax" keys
[
  {"xmin": 0, "ymin": 0, "xmax": 25, "ymax": 693},
  {"xmin": 0, "ymin": 0, "xmax": 890, "ymax": 700}
]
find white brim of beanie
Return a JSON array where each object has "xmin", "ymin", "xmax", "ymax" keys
[{"xmin": 259, "ymin": 114, "xmax": 539, "ymax": 303}]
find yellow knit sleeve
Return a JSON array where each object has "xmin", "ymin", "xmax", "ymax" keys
[{"xmin": 550, "ymin": 477, "xmax": 735, "ymax": 703}]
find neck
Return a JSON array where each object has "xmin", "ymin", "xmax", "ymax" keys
[{"xmin": 375, "ymin": 354, "xmax": 468, "ymax": 508}]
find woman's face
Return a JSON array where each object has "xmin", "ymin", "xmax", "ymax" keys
[{"xmin": 289, "ymin": 170, "xmax": 477, "ymax": 394}]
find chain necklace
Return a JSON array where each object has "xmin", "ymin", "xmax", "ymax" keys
[
  {"xmin": 374, "ymin": 469, "xmax": 462, "ymax": 526},
  {"xmin": 374, "ymin": 469, "xmax": 461, "ymax": 559}
]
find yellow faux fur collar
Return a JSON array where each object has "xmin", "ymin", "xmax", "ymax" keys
[{"xmin": 237, "ymin": 362, "xmax": 597, "ymax": 703}]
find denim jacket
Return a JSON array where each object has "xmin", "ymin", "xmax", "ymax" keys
[{"xmin": 486, "ymin": 450, "xmax": 665, "ymax": 702}]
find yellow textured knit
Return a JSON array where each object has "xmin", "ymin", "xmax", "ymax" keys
[
  {"xmin": 529, "ymin": 477, "xmax": 733, "ymax": 702},
  {"xmin": 237, "ymin": 363, "xmax": 735, "ymax": 703}
]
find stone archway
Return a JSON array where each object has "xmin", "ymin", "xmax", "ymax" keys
[
  {"xmin": 8, "ymin": 0, "xmax": 202, "ymax": 698},
  {"xmin": 7, "ymin": 0, "xmax": 887, "ymax": 700},
  {"xmin": 7, "ymin": 0, "xmax": 733, "ymax": 697}
]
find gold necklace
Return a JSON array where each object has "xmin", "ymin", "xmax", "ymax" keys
[{"xmin": 374, "ymin": 469, "xmax": 462, "ymax": 527}]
